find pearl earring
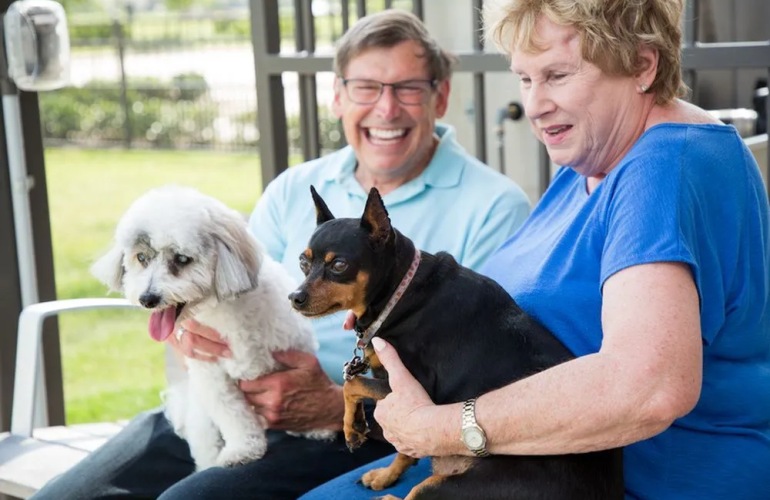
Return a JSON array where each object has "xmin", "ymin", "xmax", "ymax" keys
[{"xmin": 640, "ymin": 84, "xmax": 648, "ymax": 93}]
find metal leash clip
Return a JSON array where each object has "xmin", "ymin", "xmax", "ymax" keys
[{"xmin": 343, "ymin": 347, "xmax": 370, "ymax": 381}]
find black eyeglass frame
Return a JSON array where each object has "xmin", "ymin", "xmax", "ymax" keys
[{"xmin": 340, "ymin": 78, "xmax": 439, "ymax": 105}]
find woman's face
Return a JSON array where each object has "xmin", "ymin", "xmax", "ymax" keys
[{"xmin": 510, "ymin": 17, "xmax": 644, "ymax": 178}]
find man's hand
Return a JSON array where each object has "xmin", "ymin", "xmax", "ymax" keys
[
  {"xmin": 240, "ymin": 350, "xmax": 345, "ymax": 433},
  {"xmin": 166, "ymin": 319, "xmax": 232, "ymax": 361}
]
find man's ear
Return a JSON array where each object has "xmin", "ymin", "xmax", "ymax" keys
[
  {"xmin": 434, "ymin": 79, "xmax": 451, "ymax": 118},
  {"xmin": 361, "ymin": 188, "xmax": 392, "ymax": 247},
  {"xmin": 311, "ymin": 185, "xmax": 335, "ymax": 225},
  {"xmin": 331, "ymin": 76, "xmax": 344, "ymax": 118}
]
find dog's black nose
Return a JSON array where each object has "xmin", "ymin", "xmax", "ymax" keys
[
  {"xmin": 139, "ymin": 292, "xmax": 161, "ymax": 308},
  {"xmin": 288, "ymin": 290, "xmax": 308, "ymax": 309}
]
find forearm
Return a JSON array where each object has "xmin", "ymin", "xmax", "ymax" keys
[{"xmin": 430, "ymin": 353, "xmax": 689, "ymax": 457}]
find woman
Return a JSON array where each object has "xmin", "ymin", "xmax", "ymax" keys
[{"xmin": 301, "ymin": 1, "xmax": 770, "ymax": 498}]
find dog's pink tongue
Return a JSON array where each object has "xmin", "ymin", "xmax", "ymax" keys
[{"xmin": 148, "ymin": 308, "xmax": 176, "ymax": 342}]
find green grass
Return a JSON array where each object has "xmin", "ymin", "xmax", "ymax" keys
[{"xmin": 45, "ymin": 147, "xmax": 263, "ymax": 423}]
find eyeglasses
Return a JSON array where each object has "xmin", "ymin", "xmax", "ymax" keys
[{"xmin": 340, "ymin": 78, "xmax": 438, "ymax": 105}]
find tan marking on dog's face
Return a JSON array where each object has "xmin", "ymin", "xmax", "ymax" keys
[
  {"xmin": 299, "ymin": 249, "xmax": 313, "ymax": 276},
  {"xmin": 298, "ymin": 269, "xmax": 369, "ymax": 318}
]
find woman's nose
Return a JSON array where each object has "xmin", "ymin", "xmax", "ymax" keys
[{"xmin": 523, "ymin": 84, "xmax": 554, "ymax": 120}]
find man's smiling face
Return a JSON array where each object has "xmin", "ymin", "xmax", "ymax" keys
[{"xmin": 332, "ymin": 40, "xmax": 450, "ymax": 180}]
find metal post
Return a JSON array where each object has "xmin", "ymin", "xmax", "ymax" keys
[
  {"xmin": 112, "ymin": 20, "xmax": 131, "ymax": 148},
  {"xmin": 250, "ymin": 0, "xmax": 289, "ymax": 183},
  {"xmin": 295, "ymin": 0, "xmax": 320, "ymax": 160},
  {"xmin": 471, "ymin": 0, "xmax": 486, "ymax": 164},
  {"xmin": 0, "ymin": 0, "xmax": 70, "ymax": 432},
  {"xmin": 0, "ymin": 22, "xmax": 49, "ymax": 430},
  {"xmin": 682, "ymin": 0, "xmax": 698, "ymax": 100},
  {"xmin": 412, "ymin": 0, "xmax": 423, "ymax": 19}
]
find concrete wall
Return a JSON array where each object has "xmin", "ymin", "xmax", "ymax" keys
[{"xmin": 424, "ymin": 0, "xmax": 544, "ymax": 204}]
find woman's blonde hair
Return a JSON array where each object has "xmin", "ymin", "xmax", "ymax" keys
[{"xmin": 484, "ymin": 0, "xmax": 688, "ymax": 104}]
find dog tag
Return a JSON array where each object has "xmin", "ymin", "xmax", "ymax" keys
[{"xmin": 343, "ymin": 355, "xmax": 369, "ymax": 381}]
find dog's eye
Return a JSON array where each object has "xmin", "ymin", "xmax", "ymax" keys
[
  {"xmin": 136, "ymin": 253, "xmax": 147, "ymax": 264},
  {"xmin": 174, "ymin": 254, "xmax": 192, "ymax": 266},
  {"xmin": 299, "ymin": 255, "xmax": 310, "ymax": 275},
  {"xmin": 330, "ymin": 259, "xmax": 348, "ymax": 274}
]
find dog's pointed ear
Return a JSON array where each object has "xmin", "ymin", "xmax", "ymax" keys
[
  {"xmin": 212, "ymin": 212, "xmax": 262, "ymax": 301},
  {"xmin": 311, "ymin": 185, "xmax": 335, "ymax": 225},
  {"xmin": 361, "ymin": 188, "xmax": 392, "ymax": 246},
  {"xmin": 90, "ymin": 245, "xmax": 126, "ymax": 292}
]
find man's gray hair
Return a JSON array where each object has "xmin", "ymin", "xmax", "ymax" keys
[{"xmin": 333, "ymin": 9, "xmax": 457, "ymax": 82}]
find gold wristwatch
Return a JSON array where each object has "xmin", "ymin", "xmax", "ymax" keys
[{"xmin": 461, "ymin": 398, "xmax": 489, "ymax": 457}]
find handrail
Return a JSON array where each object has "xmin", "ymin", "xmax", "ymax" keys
[{"xmin": 11, "ymin": 298, "xmax": 138, "ymax": 437}]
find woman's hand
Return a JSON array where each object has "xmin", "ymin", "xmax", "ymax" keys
[{"xmin": 371, "ymin": 337, "xmax": 448, "ymax": 458}]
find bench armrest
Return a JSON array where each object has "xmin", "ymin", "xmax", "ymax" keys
[{"xmin": 12, "ymin": 298, "xmax": 138, "ymax": 437}]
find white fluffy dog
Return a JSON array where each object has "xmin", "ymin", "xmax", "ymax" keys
[{"xmin": 91, "ymin": 185, "xmax": 334, "ymax": 470}]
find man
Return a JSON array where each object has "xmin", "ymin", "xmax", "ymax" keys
[{"xmin": 33, "ymin": 9, "xmax": 530, "ymax": 499}]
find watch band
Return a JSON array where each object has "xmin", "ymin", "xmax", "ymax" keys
[{"xmin": 461, "ymin": 398, "xmax": 490, "ymax": 457}]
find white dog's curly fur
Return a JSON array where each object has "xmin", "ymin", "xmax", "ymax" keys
[{"xmin": 91, "ymin": 185, "xmax": 334, "ymax": 470}]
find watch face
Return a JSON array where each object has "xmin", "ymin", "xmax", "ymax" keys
[{"xmin": 462, "ymin": 427, "xmax": 485, "ymax": 449}]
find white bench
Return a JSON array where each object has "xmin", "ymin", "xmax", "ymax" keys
[{"xmin": 0, "ymin": 299, "xmax": 139, "ymax": 498}]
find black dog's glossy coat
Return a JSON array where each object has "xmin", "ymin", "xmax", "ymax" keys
[{"xmin": 292, "ymin": 187, "xmax": 624, "ymax": 499}]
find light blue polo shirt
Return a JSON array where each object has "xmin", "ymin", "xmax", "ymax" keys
[{"xmin": 249, "ymin": 123, "xmax": 531, "ymax": 383}]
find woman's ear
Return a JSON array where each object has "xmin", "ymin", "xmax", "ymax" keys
[{"xmin": 636, "ymin": 44, "xmax": 659, "ymax": 87}]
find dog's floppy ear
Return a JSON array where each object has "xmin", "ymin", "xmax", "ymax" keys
[
  {"xmin": 311, "ymin": 185, "xmax": 335, "ymax": 225},
  {"xmin": 90, "ymin": 245, "xmax": 126, "ymax": 292},
  {"xmin": 361, "ymin": 187, "xmax": 392, "ymax": 247},
  {"xmin": 212, "ymin": 212, "xmax": 261, "ymax": 301}
]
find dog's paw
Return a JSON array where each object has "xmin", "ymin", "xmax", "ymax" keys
[
  {"xmin": 216, "ymin": 439, "xmax": 267, "ymax": 467},
  {"xmin": 344, "ymin": 419, "xmax": 369, "ymax": 451},
  {"xmin": 361, "ymin": 467, "xmax": 400, "ymax": 491},
  {"xmin": 345, "ymin": 431, "xmax": 368, "ymax": 452}
]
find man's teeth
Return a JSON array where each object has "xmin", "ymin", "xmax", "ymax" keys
[
  {"xmin": 369, "ymin": 128, "xmax": 406, "ymax": 139},
  {"xmin": 546, "ymin": 125, "xmax": 569, "ymax": 135}
]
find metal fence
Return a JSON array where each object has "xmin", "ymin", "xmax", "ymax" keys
[
  {"xmin": 41, "ymin": 10, "xmax": 257, "ymax": 151},
  {"xmin": 40, "ymin": 1, "xmax": 424, "ymax": 154},
  {"xmin": 40, "ymin": 8, "xmax": 286, "ymax": 152}
]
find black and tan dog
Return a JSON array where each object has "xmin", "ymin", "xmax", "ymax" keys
[{"xmin": 289, "ymin": 186, "xmax": 623, "ymax": 499}]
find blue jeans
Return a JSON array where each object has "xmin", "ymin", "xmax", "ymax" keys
[
  {"xmin": 32, "ymin": 407, "xmax": 395, "ymax": 500},
  {"xmin": 299, "ymin": 454, "xmax": 431, "ymax": 500}
]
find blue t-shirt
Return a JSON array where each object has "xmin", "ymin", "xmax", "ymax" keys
[
  {"xmin": 483, "ymin": 123, "xmax": 770, "ymax": 499},
  {"xmin": 249, "ymin": 123, "xmax": 531, "ymax": 384}
]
